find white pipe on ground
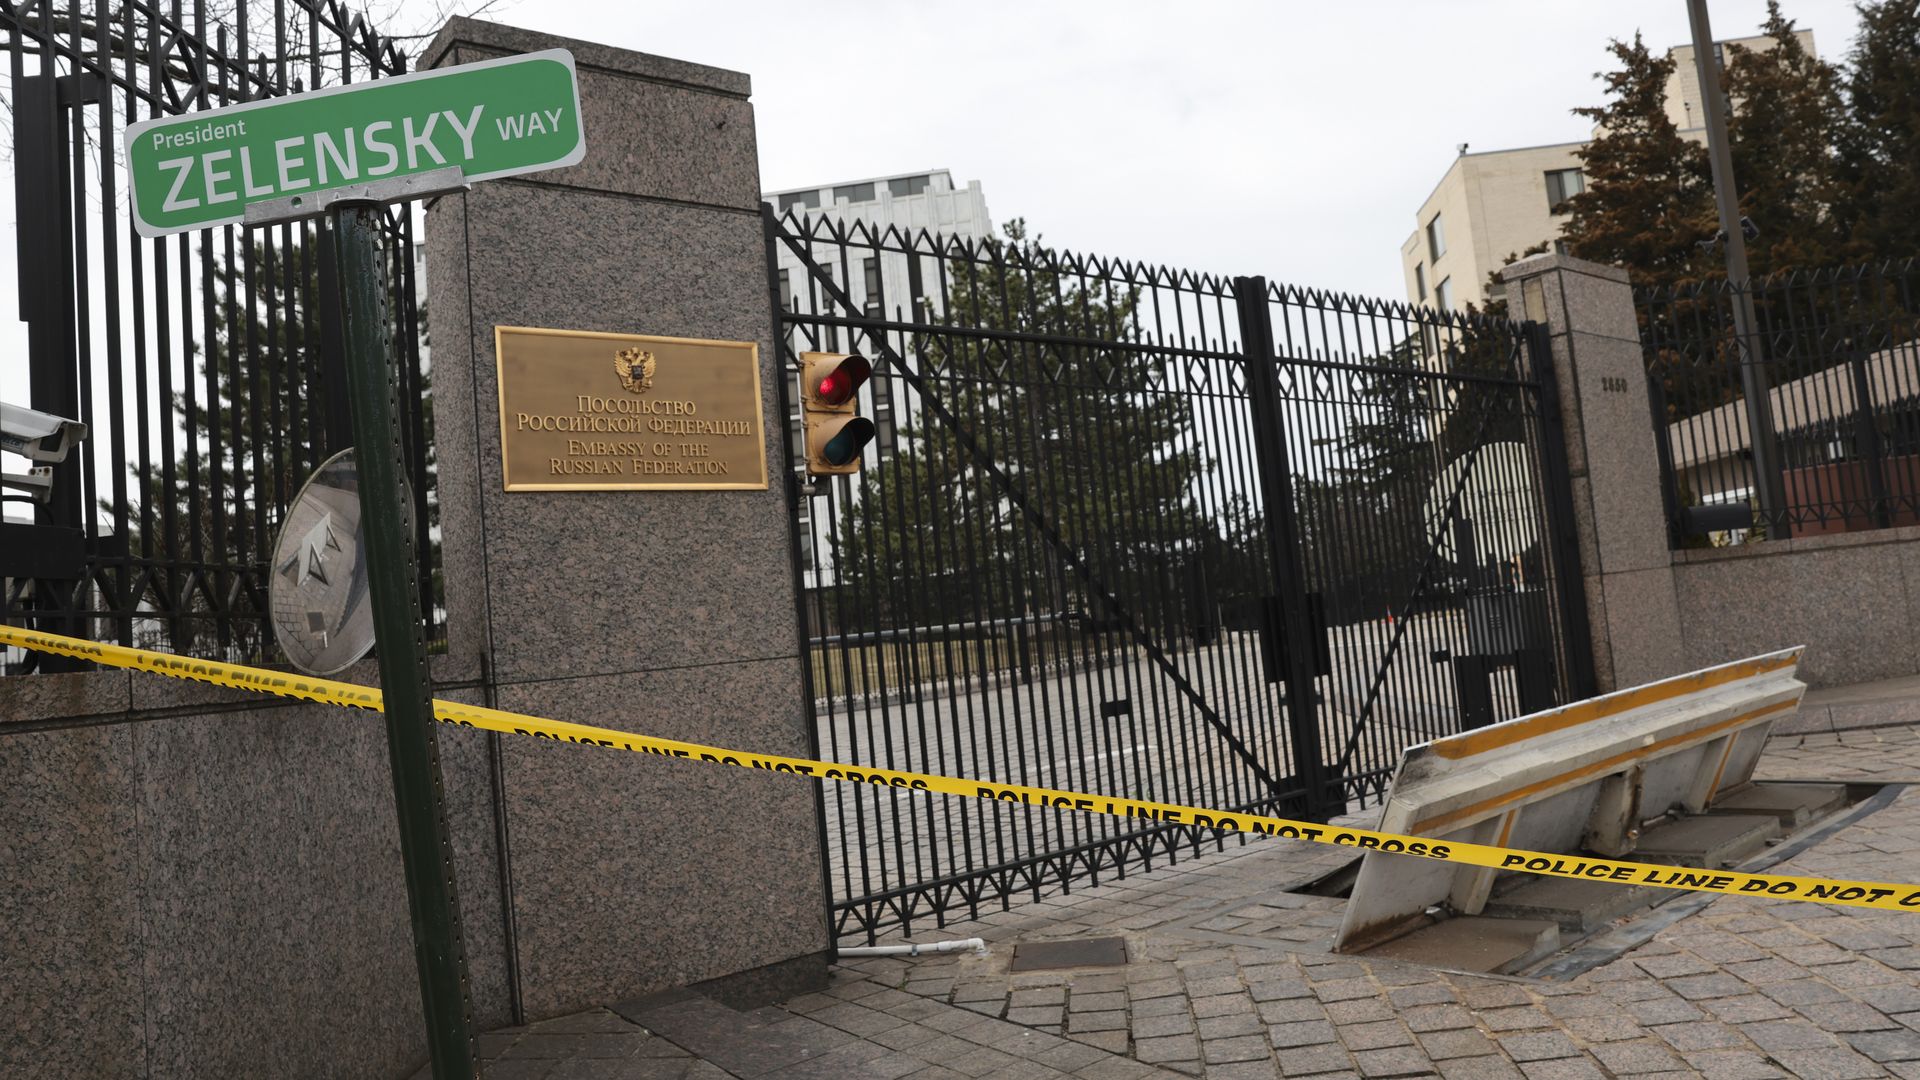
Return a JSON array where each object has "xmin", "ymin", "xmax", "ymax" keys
[{"xmin": 837, "ymin": 938, "xmax": 989, "ymax": 959}]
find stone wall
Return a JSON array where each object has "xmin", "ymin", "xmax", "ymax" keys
[
  {"xmin": 0, "ymin": 657, "xmax": 513, "ymax": 1079},
  {"xmin": 1671, "ymin": 524, "xmax": 1920, "ymax": 688}
]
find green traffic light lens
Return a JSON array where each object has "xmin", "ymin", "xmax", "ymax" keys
[{"xmin": 823, "ymin": 417, "xmax": 877, "ymax": 466}]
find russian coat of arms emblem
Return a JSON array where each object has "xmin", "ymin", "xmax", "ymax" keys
[{"xmin": 614, "ymin": 346, "xmax": 656, "ymax": 393}]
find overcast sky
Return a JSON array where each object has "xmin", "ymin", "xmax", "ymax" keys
[
  {"xmin": 0, "ymin": 0, "xmax": 1873, "ymax": 489},
  {"xmin": 469, "ymin": 0, "xmax": 1867, "ymax": 305}
]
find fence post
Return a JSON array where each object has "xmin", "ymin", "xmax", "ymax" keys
[
  {"xmin": 1500, "ymin": 253, "xmax": 1685, "ymax": 693},
  {"xmin": 1642, "ymin": 363, "xmax": 1686, "ymax": 552},
  {"xmin": 12, "ymin": 73, "xmax": 91, "ymax": 670},
  {"xmin": 1523, "ymin": 321, "xmax": 1599, "ymax": 703},
  {"xmin": 1847, "ymin": 346, "xmax": 1894, "ymax": 529},
  {"xmin": 1231, "ymin": 276, "xmax": 1334, "ymax": 818}
]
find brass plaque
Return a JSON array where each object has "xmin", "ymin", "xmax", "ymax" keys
[{"xmin": 493, "ymin": 326, "xmax": 769, "ymax": 491}]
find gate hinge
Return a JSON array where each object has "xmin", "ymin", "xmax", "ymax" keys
[{"xmin": 56, "ymin": 73, "xmax": 106, "ymax": 106}]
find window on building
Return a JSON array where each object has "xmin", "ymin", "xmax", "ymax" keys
[
  {"xmin": 907, "ymin": 256, "xmax": 929, "ymax": 320},
  {"xmin": 1435, "ymin": 276, "xmax": 1454, "ymax": 313},
  {"xmin": 1427, "ymin": 213, "xmax": 1447, "ymax": 261},
  {"xmin": 833, "ymin": 182, "xmax": 876, "ymax": 204},
  {"xmin": 777, "ymin": 190, "xmax": 819, "ymax": 213},
  {"xmin": 862, "ymin": 258, "xmax": 882, "ymax": 317},
  {"xmin": 777, "ymin": 269, "xmax": 792, "ymax": 311},
  {"xmin": 1545, "ymin": 168, "xmax": 1586, "ymax": 210},
  {"xmin": 888, "ymin": 174, "xmax": 931, "ymax": 198},
  {"xmin": 1415, "ymin": 263, "xmax": 1428, "ymax": 302}
]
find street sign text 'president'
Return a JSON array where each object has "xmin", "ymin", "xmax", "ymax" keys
[{"xmin": 125, "ymin": 49, "xmax": 583, "ymax": 237}]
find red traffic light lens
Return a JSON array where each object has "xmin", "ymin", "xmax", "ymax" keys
[{"xmin": 815, "ymin": 354, "xmax": 873, "ymax": 406}]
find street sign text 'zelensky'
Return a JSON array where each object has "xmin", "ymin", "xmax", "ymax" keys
[{"xmin": 124, "ymin": 49, "xmax": 584, "ymax": 237}]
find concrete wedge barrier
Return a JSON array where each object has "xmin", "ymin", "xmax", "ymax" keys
[{"xmin": 1334, "ymin": 647, "xmax": 1807, "ymax": 955}]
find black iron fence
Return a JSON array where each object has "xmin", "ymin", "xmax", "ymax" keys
[
  {"xmin": 768, "ymin": 210, "xmax": 1589, "ymax": 941},
  {"xmin": 1259, "ymin": 283, "xmax": 1593, "ymax": 806},
  {"xmin": 1, "ymin": 0, "xmax": 435, "ymax": 670},
  {"xmin": 1639, "ymin": 259, "xmax": 1920, "ymax": 544}
]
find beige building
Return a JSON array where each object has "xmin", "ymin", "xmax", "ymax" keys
[
  {"xmin": 1400, "ymin": 30, "xmax": 1815, "ymax": 312},
  {"xmin": 1400, "ymin": 141, "xmax": 1586, "ymax": 313}
]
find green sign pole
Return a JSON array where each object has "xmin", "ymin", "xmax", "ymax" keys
[
  {"xmin": 332, "ymin": 201, "xmax": 476, "ymax": 1080},
  {"xmin": 121, "ymin": 49, "xmax": 586, "ymax": 1073}
]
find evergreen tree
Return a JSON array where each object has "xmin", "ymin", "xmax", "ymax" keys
[
  {"xmin": 1305, "ymin": 331, "xmax": 1443, "ymax": 615},
  {"xmin": 124, "ymin": 230, "xmax": 434, "ymax": 660},
  {"xmin": 1724, "ymin": 2, "xmax": 1852, "ymax": 272},
  {"xmin": 1564, "ymin": 13, "xmax": 1876, "ymax": 430},
  {"xmin": 1836, "ymin": 0, "xmax": 1920, "ymax": 259},
  {"xmin": 828, "ymin": 220, "xmax": 1204, "ymax": 624},
  {"xmin": 121, "ymin": 237, "xmax": 330, "ymax": 658},
  {"xmin": 1561, "ymin": 34, "xmax": 1717, "ymax": 289}
]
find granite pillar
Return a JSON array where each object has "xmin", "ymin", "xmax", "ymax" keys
[
  {"xmin": 1500, "ymin": 253, "xmax": 1686, "ymax": 692},
  {"xmin": 420, "ymin": 18, "xmax": 829, "ymax": 1019}
]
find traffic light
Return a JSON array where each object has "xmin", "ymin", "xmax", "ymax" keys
[{"xmin": 801, "ymin": 351, "xmax": 876, "ymax": 476}]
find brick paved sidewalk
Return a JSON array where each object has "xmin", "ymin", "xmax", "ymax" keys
[{"xmin": 451, "ymin": 728, "xmax": 1920, "ymax": 1079}]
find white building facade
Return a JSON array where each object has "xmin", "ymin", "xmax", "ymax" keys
[
  {"xmin": 763, "ymin": 169, "xmax": 993, "ymax": 589},
  {"xmin": 1400, "ymin": 30, "xmax": 1815, "ymax": 313}
]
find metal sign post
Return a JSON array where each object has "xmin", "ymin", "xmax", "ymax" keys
[
  {"xmin": 121, "ymin": 47, "xmax": 588, "ymax": 1079},
  {"xmin": 1684, "ymin": 0, "xmax": 1789, "ymax": 531},
  {"xmin": 332, "ymin": 200, "xmax": 477, "ymax": 1079}
]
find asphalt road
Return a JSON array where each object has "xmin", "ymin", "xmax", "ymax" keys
[{"xmin": 811, "ymin": 606, "xmax": 1543, "ymax": 924}]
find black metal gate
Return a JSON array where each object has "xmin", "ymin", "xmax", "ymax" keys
[
  {"xmin": 766, "ymin": 211, "xmax": 1591, "ymax": 942},
  {"xmin": 2, "ymin": 0, "xmax": 434, "ymax": 670}
]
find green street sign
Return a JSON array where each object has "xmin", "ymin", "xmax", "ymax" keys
[{"xmin": 124, "ymin": 49, "xmax": 584, "ymax": 237}]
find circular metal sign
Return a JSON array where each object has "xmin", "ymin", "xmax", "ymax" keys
[
  {"xmin": 1422, "ymin": 440, "xmax": 1543, "ymax": 564},
  {"xmin": 269, "ymin": 448, "xmax": 376, "ymax": 675}
]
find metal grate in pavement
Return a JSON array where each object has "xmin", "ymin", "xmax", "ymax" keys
[{"xmin": 1009, "ymin": 937, "xmax": 1129, "ymax": 972}]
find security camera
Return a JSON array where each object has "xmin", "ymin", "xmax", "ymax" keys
[
  {"xmin": 0, "ymin": 465, "xmax": 52, "ymax": 504},
  {"xmin": 1, "ymin": 401, "xmax": 88, "ymax": 463}
]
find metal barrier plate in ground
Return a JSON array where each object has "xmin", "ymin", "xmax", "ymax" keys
[{"xmin": 1333, "ymin": 647, "xmax": 1807, "ymax": 952}]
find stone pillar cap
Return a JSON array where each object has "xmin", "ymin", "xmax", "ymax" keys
[
  {"xmin": 1499, "ymin": 251, "xmax": 1632, "ymax": 286},
  {"xmin": 421, "ymin": 16, "xmax": 750, "ymax": 98}
]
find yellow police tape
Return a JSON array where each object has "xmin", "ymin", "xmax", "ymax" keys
[{"xmin": 6, "ymin": 623, "xmax": 1915, "ymax": 913}]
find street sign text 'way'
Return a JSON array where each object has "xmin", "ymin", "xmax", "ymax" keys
[{"xmin": 124, "ymin": 49, "xmax": 583, "ymax": 237}]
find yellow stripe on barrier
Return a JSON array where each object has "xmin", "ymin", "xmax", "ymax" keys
[
  {"xmin": 5, "ymin": 624, "xmax": 1914, "ymax": 914},
  {"xmin": 1429, "ymin": 650, "xmax": 1799, "ymax": 759},
  {"xmin": 1409, "ymin": 700, "xmax": 1798, "ymax": 834}
]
